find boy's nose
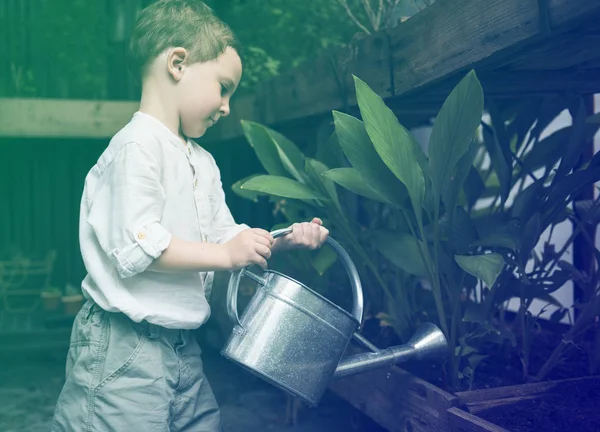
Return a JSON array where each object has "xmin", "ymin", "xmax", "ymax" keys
[{"xmin": 220, "ymin": 103, "xmax": 230, "ymax": 117}]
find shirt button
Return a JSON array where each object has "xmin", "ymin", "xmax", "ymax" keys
[
  {"xmin": 137, "ymin": 232, "xmax": 146, "ymax": 240},
  {"xmin": 188, "ymin": 148, "xmax": 191, "ymax": 155},
  {"xmin": 194, "ymin": 179, "xmax": 198, "ymax": 188}
]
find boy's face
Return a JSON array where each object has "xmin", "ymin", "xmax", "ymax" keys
[{"xmin": 175, "ymin": 46, "xmax": 242, "ymax": 139}]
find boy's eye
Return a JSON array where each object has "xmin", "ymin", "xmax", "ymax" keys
[{"xmin": 220, "ymin": 84, "xmax": 228, "ymax": 96}]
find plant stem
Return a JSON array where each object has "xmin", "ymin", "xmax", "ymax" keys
[
  {"xmin": 449, "ymin": 272, "xmax": 466, "ymax": 390},
  {"xmin": 535, "ymin": 290, "xmax": 600, "ymax": 381},
  {"xmin": 519, "ymin": 285, "xmax": 529, "ymax": 378},
  {"xmin": 333, "ymin": 208, "xmax": 405, "ymax": 325},
  {"xmin": 412, "ymin": 199, "xmax": 449, "ymax": 339},
  {"xmin": 541, "ymin": 212, "xmax": 588, "ymax": 278}
]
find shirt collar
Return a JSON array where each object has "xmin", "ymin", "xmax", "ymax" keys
[{"xmin": 131, "ymin": 111, "xmax": 190, "ymax": 151}]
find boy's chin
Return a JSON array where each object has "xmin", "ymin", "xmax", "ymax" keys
[{"xmin": 184, "ymin": 127, "xmax": 207, "ymax": 139}]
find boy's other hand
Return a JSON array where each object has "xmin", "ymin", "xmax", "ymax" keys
[
  {"xmin": 274, "ymin": 218, "xmax": 329, "ymax": 252},
  {"xmin": 225, "ymin": 228, "xmax": 274, "ymax": 270}
]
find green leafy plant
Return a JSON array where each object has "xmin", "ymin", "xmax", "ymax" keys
[
  {"xmin": 233, "ymin": 119, "xmax": 422, "ymax": 341},
  {"xmin": 530, "ymin": 197, "xmax": 600, "ymax": 381},
  {"xmin": 235, "ymin": 70, "xmax": 600, "ymax": 390}
]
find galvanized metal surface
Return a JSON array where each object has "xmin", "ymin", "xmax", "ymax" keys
[
  {"xmin": 222, "ymin": 230, "xmax": 448, "ymax": 405},
  {"xmin": 223, "ymin": 231, "xmax": 363, "ymax": 405},
  {"xmin": 333, "ymin": 323, "xmax": 448, "ymax": 379},
  {"xmin": 222, "ymin": 269, "xmax": 360, "ymax": 405}
]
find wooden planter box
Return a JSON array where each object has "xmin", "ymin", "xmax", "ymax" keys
[{"xmin": 329, "ymin": 366, "xmax": 600, "ymax": 431}]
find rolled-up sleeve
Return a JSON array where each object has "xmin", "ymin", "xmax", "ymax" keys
[
  {"xmin": 86, "ymin": 142, "xmax": 172, "ymax": 278},
  {"xmin": 207, "ymin": 156, "xmax": 249, "ymax": 244}
]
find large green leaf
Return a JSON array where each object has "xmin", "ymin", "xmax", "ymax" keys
[
  {"xmin": 553, "ymin": 99, "xmax": 596, "ymax": 185},
  {"xmin": 441, "ymin": 139, "xmax": 478, "ymax": 213},
  {"xmin": 232, "ymin": 174, "xmax": 263, "ymax": 202},
  {"xmin": 373, "ymin": 230, "xmax": 429, "ymax": 277},
  {"xmin": 520, "ymin": 127, "xmax": 569, "ymax": 176},
  {"xmin": 523, "ymin": 122, "xmax": 599, "ymax": 177},
  {"xmin": 488, "ymin": 101, "xmax": 513, "ymax": 167},
  {"xmin": 528, "ymin": 95, "xmax": 567, "ymax": 143},
  {"xmin": 506, "ymin": 98, "xmax": 543, "ymax": 152},
  {"xmin": 447, "ymin": 206, "xmax": 478, "ymax": 254},
  {"xmin": 332, "ymin": 111, "xmax": 409, "ymax": 208},
  {"xmin": 510, "ymin": 180, "xmax": 543, "ymax": 222},
  {"xmin": 310, "ymin": 244, "xmax": 338, "ymax": 275},
  {"xmin": 471, "ymin": 214, "xmax": 521, "ymax": 251},
  {"xmin": 455, "ymin": 253, "xmax": 505, "ymax": 287},
  {"xmin": 464, "ymin": 167, "xmax": 485, "ymax": 209},
  {"xmin": 353, "ymin": 76, "xmax": 425, "ymax": 216},
  {"xmin": 520, "ymin": 212, "xmax": 541, "ymax": 262},
  {"xmin": 241, "ymin": 175, "xmax": 325, "ymax": 200},
  {"xmin": 241, "ymin": 121, "xmax": 288, "ymax": 177},
  {"xmin": 482, "ymin": 122, "xmax": 511, "ymax": 204},
  {"xmin": 305, "ymin": 158, "xmax": 341, "ymax": 210},
  {"xmin": 316, "ymin": 131, "xmax": 345, "ymax": 170},
  {"xmin": 241, "ymin": 121, "xmax": 307, "ymax": 183},
  {"xmin": 322, "ymin": 168, "xmax": 387, "ymax": 203},
  {"xmin": 471, "ymin": 234, "xmax": 519, "ymax": 251},
  {"xmin": 543, "ymin": 165, "xmax": 600, "ymax": 227},
  {"xmin": 428, "ymin": 70, "xmax": 484, "ymax": 199},
  {"xmin": 267, "ymin": 127, "xmax": 307, "ymax": 183},
  {"xmin": 495, "ymin": 272, "xmax": 569, "ymax": 304}
]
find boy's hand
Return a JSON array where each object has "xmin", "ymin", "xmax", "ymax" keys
[
  {"xmin": 274, "ymin": 218, "xmax": 329, "ymax": 252},
  {"xmin": 224, "ymin": 228, "xmax": 274, "ymax": 270}
]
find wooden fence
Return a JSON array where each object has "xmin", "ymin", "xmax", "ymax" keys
[{"xmin": 0, "ymin": 0, "xmax": 149, "ymax": 100}]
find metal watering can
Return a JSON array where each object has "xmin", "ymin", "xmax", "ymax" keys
[{"xmin": 221, "ymin": 228, "xmax": 448, "ymax": 406}]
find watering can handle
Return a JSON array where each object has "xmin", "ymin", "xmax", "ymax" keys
[{"xmin": 226, "ymin": 226, "xmax": 364, "ymax": 330}]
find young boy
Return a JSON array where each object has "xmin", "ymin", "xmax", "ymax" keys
[{"xmin": 51, "ymin": 1, "xmax": 328, "ymax": 431}]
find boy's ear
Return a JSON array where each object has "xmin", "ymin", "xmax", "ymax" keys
[{"xmin": 167, "ymin": 47, "xmax": 189, "ymax": 81}]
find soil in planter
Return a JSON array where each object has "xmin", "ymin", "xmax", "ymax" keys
[
  {"xmin": 479, "ymin": 381, "xmax": 600, "ymax": 432},
  {"xmin": 471, "ymin": 328, "xmax": 594, "ymax": 390},
  {"xmin": 365, "ymin": 318, "xmax": 600, "ymax": 431},
  {"xmin": 365, "ymin": 318, "xmax": 596, "ymax": 392}
]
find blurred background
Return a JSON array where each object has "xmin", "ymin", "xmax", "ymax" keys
[
  {"xmin": 0, "ymin": 1, "xmax": 395, "ymax": 431},
  {"xmin": 0, "ymin": 0, "xmax": 371, "ymax": 294},
  {"xmin": 1, "ymin": 1, "xmax": 599, "ymax": 431}
]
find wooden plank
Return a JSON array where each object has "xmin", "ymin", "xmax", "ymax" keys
[
  {"xmin": 456, "ymin": 375, "xmax": 600, "ymax": 412},
  {"xmin": 477, "ymin": 69, "xmax": 600, "ymax": 96},
  {"xmin": 209, "ymin": 0, "xmax": 600, "ymax": 143},
  {"xmin": 447, "ymin": 407, "xmax": 509, "ymax": 432},
  {"xmin": 329, "ymin": 366, "xmax": 457, "ymax": 432},
  {"xmin": 389, "ymin": 0, "xmax": 600, "ymax": 99},
  {"xmin": 465, "ymin": 393, "xmax": 557, "ymax": 415},
  {"xmin": 0, "ymin": 98, "xmax": 138, "ymax": 138},
  {"xmin": 3, "ymin": 0, "xmax": 599, "ymax": 140},
  {"xmin": 495, "ymin": 12, "xmax": 600, "ymax": 71},
  {"xmin": 390, "ymin": 0, "xmax": 543, "ymax": 98},
  {"xmin": 548, "ymin": 0, "xmax": 600, "ymax": 30}
]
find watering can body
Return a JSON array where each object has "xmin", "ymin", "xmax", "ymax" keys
[
  {"xmin": 221, "ymin": 229, "xmax": 447, "ymax": 406},
  {"xmin": 221, "ymin": 270, "xmax": 359, "ymax": 405}
]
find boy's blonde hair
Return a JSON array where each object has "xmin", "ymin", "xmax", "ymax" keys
[{"xmin": 129, "ymin": 0, "xmax": 240, "ymax": 81}]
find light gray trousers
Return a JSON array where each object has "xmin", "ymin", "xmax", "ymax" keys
[{"xmin": 51, "ymin": 300, "xmax": 222, "ymax": 432}]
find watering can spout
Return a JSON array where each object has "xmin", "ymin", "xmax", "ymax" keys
[{"xmin": 333, "ymin": 323, "xmax": 448, "ymax": 380}]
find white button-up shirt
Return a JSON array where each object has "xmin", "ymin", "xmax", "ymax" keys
[{"xmin": 80, "ymin": 112, "xmax": 248, "ymax": 329}]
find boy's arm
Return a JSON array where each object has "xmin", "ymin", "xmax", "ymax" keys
[
  {"xmin": 149, "ymin": 236, "xmax": 231, "ymax": 272},
  {"xmin": 87, "ymin": 142, "xmax": 270, "ymax": 278},
  {"xmin": 150, "ymin": 228, "xmax": 273, "ymax": 272}
]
